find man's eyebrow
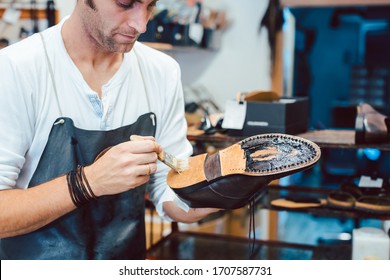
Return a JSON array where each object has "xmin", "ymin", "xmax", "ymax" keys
[{"xmin": 135, "ymin": 0, "xmax": 158, "ymax": 3}]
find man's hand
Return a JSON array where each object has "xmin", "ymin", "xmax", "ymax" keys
[
  {"xmin": 163, "ymin": 201, "xmax": 222, "ymax": 223},
  {"xmin": 84, "ymin": 136, "xmax": 162, "ymax": 197}
]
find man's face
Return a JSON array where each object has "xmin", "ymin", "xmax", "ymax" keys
[{"xmin": 79, "ymin": 0, "xmax": 157, "ymax": 53}]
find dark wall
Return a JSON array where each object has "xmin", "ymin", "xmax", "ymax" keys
[{"xmin": 291, "ymin": 6, "xmax": 390, "ymax": 129}]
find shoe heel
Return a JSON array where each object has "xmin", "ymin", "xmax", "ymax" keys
[{"xmin": 355, "ymin": 113, "xmax": 365, "ymax": 144}]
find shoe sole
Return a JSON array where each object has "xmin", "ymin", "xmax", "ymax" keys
[
  {"xmin": 355, "ymin": 197, "xmax": 390, "ymax": 213},
  {"xmin": 327, "ymin": 193, "xmax": 390, "ymax": 213},
  {"xmin": 167, "ymin": 133, "xmax": 321, "ymax": 190}
]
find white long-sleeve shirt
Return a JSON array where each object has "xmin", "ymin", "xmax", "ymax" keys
[{"xmin": 0, "ymin": 17, "xmax": 192, "ymax": 219}]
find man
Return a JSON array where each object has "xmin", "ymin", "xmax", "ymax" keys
[{"xmin": 0, "ymin": 0, "xmax": 218, "ymax": 259}]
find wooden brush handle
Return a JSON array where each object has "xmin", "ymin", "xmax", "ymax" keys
[{"xmin": 130, "ymin": 135, "xmax": 164, "ymax": 160}]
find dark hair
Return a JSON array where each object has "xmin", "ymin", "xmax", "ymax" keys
[{"xmin": 0, "ymin": 38, "xmax": 9, "ymax": 46}]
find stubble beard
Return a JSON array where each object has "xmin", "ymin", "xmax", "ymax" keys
[
  {"xmin": 82, "ymin": 0, "xmax": 137, "ymax": 53},
  {"xmin": 101, "ymin": 30, "xmax": 139, "ymax": 53}
]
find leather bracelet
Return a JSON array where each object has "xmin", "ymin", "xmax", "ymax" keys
[{"xmin": 66, "ymin": 165, "xmax": 96, "ymax": 207}]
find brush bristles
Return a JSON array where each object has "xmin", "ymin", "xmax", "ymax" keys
[
  {"xmin": 173, "ymin": 158, "xmax": 189, "ymax": 173},
  {"xmin": 159, "ymin": 151, "xmax": 189, "ymax": 173}
]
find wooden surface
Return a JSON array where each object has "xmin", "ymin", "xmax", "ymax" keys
[
  {"xmin": 140, "ymin": 42, "xmax": 213, "ymax": 53},
  {"xmin": 298, "ymin": 129, "xmax": 356, "ymax": 145},
  {"xmin": 187, "ymin": 128, "xmax": 240, "ymax": 144},
  {"xmin": 188, "ymin": 128, "xmax": 390, "ymax": 151},
  {"xmin": 297, "ymin": 129, "xmax": 390, "ymax": 151},
  {"xmin": 0, "ymin": 8, "xmax": 59, "ymax": 21},
  {"xmin": 142, "ymin": 42, "xmax": 173, "ymax": 51}
]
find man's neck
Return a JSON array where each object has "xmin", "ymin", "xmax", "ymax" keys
[
  {"xmin": 61, "ymin": 15, "xmax": 123, "ymax": 70},
  {"xmin": 61, "ymin": 15, "xmax": 124, "ymax": 97}
]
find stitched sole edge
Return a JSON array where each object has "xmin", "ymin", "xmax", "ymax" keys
[{"xmin": 221, "ymin": 133, "xmax": 321, "ymax": 177}]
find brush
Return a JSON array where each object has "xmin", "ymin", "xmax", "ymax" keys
[{"xmin": 130, "ymin": 135, "xmax": 189, "ymax": 173}]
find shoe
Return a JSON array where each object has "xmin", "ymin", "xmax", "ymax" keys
[
  {"xmin": 167, "ymin": 134, "xmax": 321, "ymax": 209},
  {"xmin": 326, "ymin": 182, "xmax": 362, "ymax": 209},
  {"xmin": 355, "ymin": 196, "xmax": 390, "ymax": 213},
  {"xmin": 269, "ymin": 181, "xmax": 390, "ymax": 213},
  {"xmin": 271, "ymin": 196, "xmax": 326, "ymax": 209},
  {"xmin": 327, "ymin": 182, "xmax": 390, "ymax": 213},
  {"xmin": 355, "ymin": 103, "xmax": 390, "ymax": 144}
]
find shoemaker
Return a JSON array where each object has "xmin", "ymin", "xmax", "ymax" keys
[{"xmin": 0, "ymin": 0, "xmax": 220, "ymax": 260}]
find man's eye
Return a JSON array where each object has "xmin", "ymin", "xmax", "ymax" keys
[
  {"xmin": 148, "ymin": 1, "xmax": 157, "ymax": 9},
  {"xmin": 116, "ymin": 0, "xmax": 157, "ymax": 10},
  {"xmin": 117, "ymin": 0, "xmax": 134, "ymax": 9}
]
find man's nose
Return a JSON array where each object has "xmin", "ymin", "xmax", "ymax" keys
[{"xmin": 127, "ymin": 8, "xmax": 150, "ymax": 34}]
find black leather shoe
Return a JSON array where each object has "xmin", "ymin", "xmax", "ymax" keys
[
  {"xmin": 167, "ymin": 134, "xmax": 321, "ymax": 209},
  {"xmin": 327, "ymin": 182, "xmax": 390, "ymax": 213},
  {"xmin": 355, "ymin": 103, "xmax": 390, "ymax": 144}
]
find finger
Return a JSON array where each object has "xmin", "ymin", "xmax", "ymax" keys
[
  {"xmin": 130, "ymin": 135, "xmax": 155, "ymax": 142},
  {"xmin": 146, "ymin": 163, "xmax": 152, "ymax": 176},
  {"xmin": 142, "ymin": 163, "xmax": 157, "ymax": 176},
  {"xmin": 147, "ymin": 163, "xmax": 157, "ymax": 174},
  {"xmin": 130, "ymin": 162, "xmax": 157, "ymax": 177},
  {"xmin": 119, "ymin": 140, "xmax": 161, "ymax": 154},
  {"xmin": 130, "ymin": 135, "xmax": 162, "ymax": 154},
  {"xmin": 128, "ymin": 152, "xmax": 158, "ymax": 166},
  {"xmin": 115, "ymin": 140, "xmax": 158, "ymax": 154},
  {"xmin": 133, "ymin": 174, "xmax": 150, "ymax": 187}
]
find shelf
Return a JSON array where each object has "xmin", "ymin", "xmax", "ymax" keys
[
  {"xmin": 146, "ymin": 231, "xmax": 351, "ymax": 260},
  {"xmin": 141, "ymin": 41, "xmax": 214, "ymax": 53},
  {"xmin": 297, "ymin": 129, "xmax": 390, "ymax": 151},
  {"xmin": 0, "ymin": 8, "xmax": 58, "ymax": 21},
  {"xmin": 187, "ymin": 130, "xmax": 240, "ymax": 144},
  {"xmin": 187, "ymin": 128, "xmax": 390, "ymax": 151},
  {"xmin": 141, "ymin": 42, "xmax": 174, "ymax": 51},
  {"xmin": 262, "ymin": 185, "xmax": 390, "ymax": 220}
]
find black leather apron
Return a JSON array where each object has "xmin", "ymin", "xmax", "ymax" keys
[{"xmin": 0, "ymin": 112, "xmax": 156, "ymax": 259}]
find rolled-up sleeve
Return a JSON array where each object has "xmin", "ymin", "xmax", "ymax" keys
[
  {"xmin": 146, "ymin": 60, "xmax": 193, "ymax": 220},
  {"xmin": 0, "ymin": 53, "xmax": 34, "ymax": 190}
]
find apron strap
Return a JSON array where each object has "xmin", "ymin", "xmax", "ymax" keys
[
  {"xmin": 133, "ymin": 47, "xmax": 152, "ymax": 113},
  {"xmin": 40, "ymin": 32, "xmax": 64, "ymax": 116}
]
